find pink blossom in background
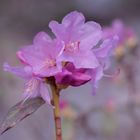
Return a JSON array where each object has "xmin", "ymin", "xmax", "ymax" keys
[{"xmin": 103, "ymin": 19, "xmax": 136, "ymax": 45}]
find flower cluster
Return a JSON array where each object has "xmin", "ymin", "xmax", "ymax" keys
[{"xmin": 4, "ymin": 11, "xmax": 118, "ymax": 104}]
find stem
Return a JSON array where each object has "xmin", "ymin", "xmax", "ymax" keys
[{"xmin": 51, "ymin": 83, "xmax": 62, "ymax": 140}]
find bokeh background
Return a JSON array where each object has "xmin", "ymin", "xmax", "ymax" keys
[{"xmin": 0, "ymin": 0, "xmax": 140, "ymax": 140}]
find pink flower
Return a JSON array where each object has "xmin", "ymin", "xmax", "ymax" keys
[
  {"xmin": 55, "ymin": 35, "xmax": 119, "ymax": 87},
  {"xmin": 49, "ymin": 11, "xmax": 102, "ymax": 69},
  {"xmin": 17, "ymin": 32, "xmax": 62, "ymax": 77},
  {"xmin": 94, "ymin": 35, "xmax": 119, "ymax": 69},
  {"xmin": 103, "ymin": 19, "xmax": 135, "ymax": 45},
  {"xmin": 89, "ymin": 35, "xmax": 119, "ymax": 89},
  {"xmin": 3, "ymin": 11, "xmax": 119, "ymax": 102},
  {"xmin": 3, "ymin": 63, "xmax": 51, "ymax": 104}
]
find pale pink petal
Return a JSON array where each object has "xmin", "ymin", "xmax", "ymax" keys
[
  {"xmin": 49, "ymin": 21, "xmax": 69, "ymax": 42},
  {"xmin": 71, "ymin": 51, "xmax": 99, "ymax": 69},
  {"xmin": 58, "ymin": 50, "xmax": 99, "ymax": 69},
  {"xmin": 33, "ymin": 65, "xmax": 61, "ymax": 77},
  {"xmin": 62, "ymin": 11, "xmax": 85, "ymax": 27},
  {"xmin": 40, "ymin": 83, "xmax": 51, "ymax": 105},
  {"xmin": 49, "ymin": 11, "xmax": 102, "ymax": 46},
  {"xmin": 17, "ymin": 45, "xmax": 46, "ymax": 66},
  {"xmin": 89, "ymin": 66, "xmax": 103, "ymax": 89},
  {"xmin": 22, "ymin": 78, "xmax": 40, "ymax": 102},
  {"xmin": 94, "ymin": 36, "xmax": 119, "ymax": 58},
  {"xmin": 33, "ymin": 31, "xmax": 52, "ymax": 45},
  {"xmin": 79, "ymin": 21, "xmax": 102, "ymax": 49},
  {"xmin": 3, "ymin": 63, "xmax": 31, "ymax": 78}
]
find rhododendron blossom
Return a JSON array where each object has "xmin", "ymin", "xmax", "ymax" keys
[
  {"xmin": 103, "ymin": 19, "xmax": 136, "ymax": 46},
  {"xmin": 3, "ymin": 11, "xmax": 118, "ymax": 102},
  {"xmin": 2, "ymin": 11, "xmax": 119, "ymax": 140},
  {"xmin": 49, "ymin": 11, "xmax": 102, "ymax": 69},
  {"xmin": 17, "ymin": 32, "xmax": 63, "ymax": 77}
]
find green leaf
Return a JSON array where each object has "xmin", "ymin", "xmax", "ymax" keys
[{"xmin": 0, "ymin": 97, "xmax": 45, "ymax": 135}]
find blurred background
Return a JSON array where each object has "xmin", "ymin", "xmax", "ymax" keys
[{"xmin": 0, "ymin": 0, "xmax": 140, "ymax": 140}]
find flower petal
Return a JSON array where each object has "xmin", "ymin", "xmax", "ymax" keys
[
  {"xmin": 72, "ymin": 51, "xmax": 99, "ymax": 69},
  {"xmin": 55, "ymin": 69, "xmax": 91, "ymax": 87},
  {"xmin": 89, "ymin": 66, "xmax": 103, "ymax": 90},
  {"xmin": 33, "ymin": 65, "xmax": 62, "ymax": 77},
  {"xmin": 49, "ymin": 21, "xmax": 66, "ymax": 40},
  {"xmin": 79, "ymin": 21, "xmax": 102, "ymax": 49},
  {"xmin": 40, "ymin": 83, "xmax": 51, "ymax": 105},
  {"xmin": 62, "ymin": 11, "xmax": 85, "ymax": 27},
  {"xmin": 58, "ymin": 49, "xmax": 99, "ymax": 69},
  {"xmin": 33, "ymin": 31, "xmax": 52, "ymax": 46},
  {"xmin": 94, "ymin": 35, "xmax": 119, "ymax": 58},
  {"xmin": 17, "ymin": 45, "xmax": 46, "ymax": 66},
  {"xmin": 3, "ymin": 63, "xmax": 31, "ymax": 78},
  {"xmin": 22, "ymin": 78, "xmax": 40, "ymax": 102}
]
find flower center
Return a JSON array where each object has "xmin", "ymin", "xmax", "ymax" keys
[
  {"xmin": 43, "ymin": 59, "xmax": 56, "ymax": 68},
  {"xmin": 37, "ymin": 58, "xmax": 56, "ymax": 73},
  {"xmin": 65, "ymin": 41, "xmax": 80, "ymax": 53}
]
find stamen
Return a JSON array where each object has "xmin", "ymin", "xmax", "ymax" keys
[
  {"xmin": 25, "ymin": 78, "xmax": 39, "ymax": 94},
  {"xmin": 43, "ymin": 59, "xmax": 56, "ymax": 67},
  {"xmin": 65, "ymin": 41, "xmax": 80, "ymax": 53}
]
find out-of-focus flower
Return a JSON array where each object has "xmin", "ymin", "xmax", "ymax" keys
[
  {"xmin": 103, "ymin": 20, "xmax": 137, "ymax": 58},
  {"xmin": 103, "ymin": 19, "xmax": 136, "ymax": 45},
  {"xmin": 49, "ymin": 11, "xmax": 102, "ymax": 69},
  {"xmin": 3, "ymin": 63, "xmax": 51, "ymax": 104},
  {"xmin": 60, "ymin": 100, "xmax": 77, "ymax": 119},
  {"xmin": 17, "ymin": 32, "xmax": 63, "ymax": 77},
  {"xmin": 104, "ymin": 99, "xmax": 116, "ymax": 113}
]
